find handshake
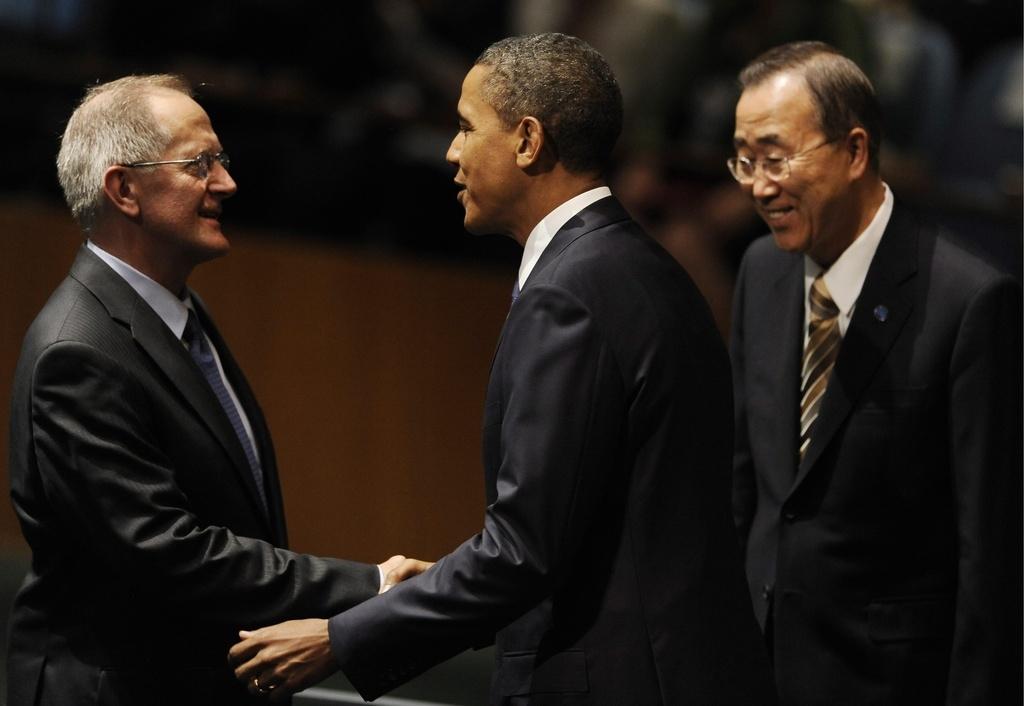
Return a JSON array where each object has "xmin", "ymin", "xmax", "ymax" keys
[{"xmin": 228, "ymin": 554, "xmax": 433, "ymax": 700}]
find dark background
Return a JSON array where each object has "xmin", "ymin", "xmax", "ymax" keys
[{"xmin": 2, "ymin": 0, "xmax": 1021, "ymax": 282}]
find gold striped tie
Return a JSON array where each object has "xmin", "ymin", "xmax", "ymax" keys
[{"xmin": 799, "ymin": 275, "xmax": 841, "ymax": 461}]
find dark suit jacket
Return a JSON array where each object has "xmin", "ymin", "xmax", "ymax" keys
[
  {"xmin": 7, "ymin": 246, "xmax": 379, "ymax": 706},
  {"xmin": 731, "ymin": 204, "xmax": 1023, "ymax": 706},
  {"xmin": 329, "ymin": 197, "xmax": 776, "ymax": 705}
]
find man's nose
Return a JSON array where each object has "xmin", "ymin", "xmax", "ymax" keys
[
  {"xmin": 446, "ymin": 132, "xmax": 463, "ymax": 166},
  {"xmin": 209, "ymin": 162, "xmax": 237, "ymax": 198},
  {"xmin": 750, "ymin": 170, "xmax": 779, "ymax": 200}
]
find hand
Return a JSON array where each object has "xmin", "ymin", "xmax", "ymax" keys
[
  {"xmin": 228, "ymin": 619, "xmax": 335, "ymax": 701},
  {"xmin": 377, "ymin": 554, "xmax": 406, "ymax": 591},
  {"xmin": 381, "ymin": 556, "xmax": 435, "ymax": 593}
]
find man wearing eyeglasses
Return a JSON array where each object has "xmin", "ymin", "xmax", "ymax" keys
[
  {"xmin": 6, "ymin": 75, "xmax": 422, "ymax": 705},
  {"xmin": 728, "ymin": 41, "xmax": 1022, "ymax": 705}
]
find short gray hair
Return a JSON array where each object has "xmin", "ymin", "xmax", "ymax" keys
[
  {"xmin": 739, "ymin": 42, "xmax": 883, "ymax": 172},
  {"xmin": 57, "ymin": 74, "xmax": 193, "ymax": 232},
  {"xmin": 476, "ymin": 33, "xmax": 622, "ymax": 175}
]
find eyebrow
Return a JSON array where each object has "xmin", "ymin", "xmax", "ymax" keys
[
  {"xmin": 733, "ymin": 134, "xmax": 784, "ymax": 149},
  {"xmin": 177, "ymin": 142, "xmax": 222, "ymax": 154}
]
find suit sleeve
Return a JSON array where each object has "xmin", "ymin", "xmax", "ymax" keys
[
  {"xmin": 27, "ymin": 340, "xmax": 378, "ymax": 626},
  {"xmin": 945, "ymin": 274, "xmax": 1022, "ymax": 705},
  {"xmin": 329, "ymin": 284, "xmax": 625, "ymax": 700},
  {"xmin": 729, "ymin": 250, "xmax": 757, "ymax": 554}
]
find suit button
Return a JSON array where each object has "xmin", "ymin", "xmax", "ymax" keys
[
  {"xmin": 761, "ymin": 584, "xmax": 773, "ymax": 602},
  {"xmin": 783, "ymin": 511, "xmax": 797, "ymax": 522}
]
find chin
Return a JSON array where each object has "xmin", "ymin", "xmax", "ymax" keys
[
  {"xmin": 462, "ymin": 214, "xmax": 494, "ymax": 237},
  {"xmin": 463, "ymin": 223, "xmax": 490, "ymax": 236},
  {"xmin": 193, "ymin": 232, "xmax": 231, "ymax": 262},
  {"xmin": 770, "ymin": 229, "xmax": 810, "ymax": 255}
]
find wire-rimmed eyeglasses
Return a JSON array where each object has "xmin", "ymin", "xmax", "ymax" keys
[
  {"xmin": 121, "ymin": 151, "xmax": 230, "ymax": 180},
  {"xmin": 726, "ymin": 140, "xmax": 835, "ymax": 184}
]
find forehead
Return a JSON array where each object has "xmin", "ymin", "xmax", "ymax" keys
[
  {"xmin": 457, "ymin": 64, "xmax": 498, "ymax": 120},
  {"xmin": 147, "ymin": 89, "xmax": 218, "ymax": 147},
  {"xmin": 734, "ymin": 71, "xmax": 819, "ymax": 148}
]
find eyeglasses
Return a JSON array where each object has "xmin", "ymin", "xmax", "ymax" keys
[
  {"xmin": 121, "ymin": 151, "xmax": 231, "ymax": 180},
  {"xmin": 727, "ymin": 140, "xmax": 835, "ymax": 184}
]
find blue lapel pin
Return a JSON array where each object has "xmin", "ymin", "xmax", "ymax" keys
[{"xmin": 873, "ymin": 304, "xmax": 889, "ymax": 322}]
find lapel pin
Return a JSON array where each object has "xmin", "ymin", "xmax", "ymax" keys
[{"xmin": 873, "ymin": 305, "xmax": 889, "ymax": 322}]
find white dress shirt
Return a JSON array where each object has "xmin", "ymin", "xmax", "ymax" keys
[
  {"xmin": 517, "ymin": 186, "xmax": 612, "ymax": 289},
  {"xmin": 803, "ymin": 183, "xmax": 894, "ymax": 340}
]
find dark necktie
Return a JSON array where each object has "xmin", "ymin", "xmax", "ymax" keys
[
  {"xmin": 183, "ymin": 309, "xmax": 268, "ymax": 513},
  {"xmin": 511, "ymin": 279, "xmax": 520, "ymax": 304},
  {"xmin": 799, "ymin": 275, "xmax": 841, "ymax": 461}
]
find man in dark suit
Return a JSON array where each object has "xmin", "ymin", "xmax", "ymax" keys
[
  {"xmin": 7, "ymin": 75, "xmax": 416, "ymax": 705},
  {"xmin": 229, "ymin": 33, "xmax": 775, "ymax": 705},
  {"xmin": 728, "ymin": 41, "xmax": 1022, "ymax": 705}
]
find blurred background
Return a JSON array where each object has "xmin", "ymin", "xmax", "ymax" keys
[{"xmin": 0, "ymin": 0, "xmax": 1021, "ymax": 702}]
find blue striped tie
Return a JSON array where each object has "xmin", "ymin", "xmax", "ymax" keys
[{"xmin": 184, "ymin": 310, "xmax": 268, "ymax": 513}]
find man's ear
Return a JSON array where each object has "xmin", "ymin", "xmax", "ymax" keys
[
  {"xmin": 515, "ymin": 116, "xmax": 555, "ymax": 171},
  {"xmin": 845, "ymin": 127, "xmax": 871, "ymax": 180},
  {"xmin": 102, "ymin": 165, "xmax": 141, "ymax": 218}
]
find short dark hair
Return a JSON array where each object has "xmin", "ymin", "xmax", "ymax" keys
[
  {"xmin": 739, "ymin": 41, "xmax": 883, "ymax": 172},
  {"xmin": 475, "ymin": 33, "xmax": 623, "ymax": 175}
]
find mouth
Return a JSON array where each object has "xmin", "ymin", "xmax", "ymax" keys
[
  {"xmin": 454, "ymin": 181, "xmax": 467, "ymax": 205},
  {"xmin": 199, "ymin": 208, "xmax": 222, "ymax": 222},
  {"xmin": 760, "ymin": 205, "xmax": 794, "ymax": 225}
]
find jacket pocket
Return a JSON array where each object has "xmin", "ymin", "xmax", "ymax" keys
[
  {"xmin": 495, "ymin": 649, "xmax": 589, "ymax": 696},
  {"xmin": 866, "ymin": 594, "xmax": 953, "ymax": 643},
  {"xmin": 858, "ymin": 386, "xmax": 932, "ymax": 413},
  {"xmin": 97, "ymin": 667, "xmax": 228, "ymax": 705}
]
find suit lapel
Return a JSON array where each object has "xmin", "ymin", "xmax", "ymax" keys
[
  {"xmin": 487, "ymin": 195, "xmax": 630, "ymax": 374},
  {"xmin": 526, "ymin": 196, "xmax": 630, "ymax": 289},
  {"xmin": 70, "ymin": 247, "xmax": 274, "ymax": 531},
  {"xmin": 790, "ymin": 208, "xmax": 918, "ymax": 493},
  {"xmin": 770, "ymin": 256, "xmax": 806, "ymax": 484}
]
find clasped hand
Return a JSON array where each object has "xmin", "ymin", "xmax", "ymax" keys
[{"xmin": 228, "ymin": 554, "xmax": 433, "ymax": 699}]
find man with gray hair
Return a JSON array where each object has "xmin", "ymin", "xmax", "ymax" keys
[
  {"xmin": 230, "ymin": 33, "xmax": 775, "ymax": 705},
  {"xmin": 728, "ymin": 41, "xmax": 1021, "ymax": 705},
  {"xmin": 7, "ymin": 75, "xmax": 416, "ymax": 705}
]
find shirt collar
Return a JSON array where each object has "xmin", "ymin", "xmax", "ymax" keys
[
  {"xmin": 804, "ymin": 182, "xmax": 893, "ymax": 320},
  {"xmin": 86, "ymin": 240, "xmax": 193, "ymax": 338},
  {"xmin": 518, "ymin": 186, "xmax": 612, "ymax": 288}
]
